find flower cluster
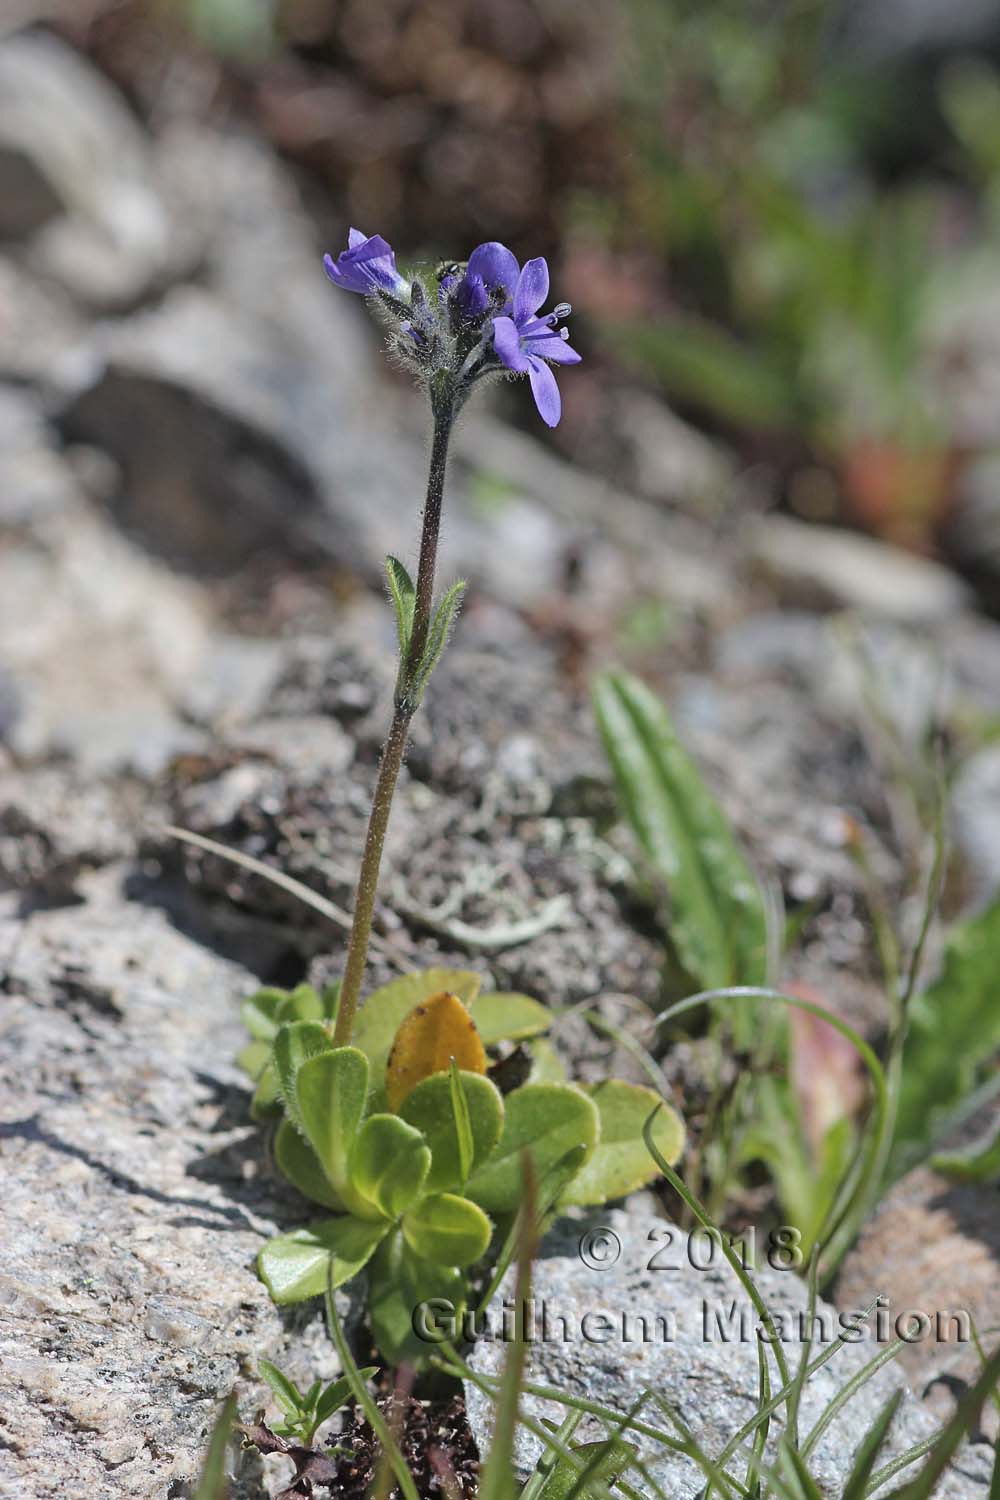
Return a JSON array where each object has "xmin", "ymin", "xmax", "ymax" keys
[{"xmin": 324, "ymin": 231, "xmax": 581, "ymax": 427}]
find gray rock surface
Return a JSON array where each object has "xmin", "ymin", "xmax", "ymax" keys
[
  {"xmin": 612, "ymin": 387, "xmax": 734, "ymax": 510},
  {"xmin": 464, "ymin": 1208, "xmax": 993, "ymax": 1498},
  {"xmin": 0, "ymin": 870, "xmax": 345, "ymax": 1499},
  {"xmin": 0, "ymin": 30, "xmax": 198, "ymax": 307},
  {"xmin": 950, "ymin": 745, "xmax": 1000, "ymax": 906},
  {"xmin": 837, "ymin": 1153, "xmax": 1000, "ymax": 1442},
  {"xmin": 0, "ymin": 451, "xmax": 210, "ymax": 772},
  {"xmin": 748, "ymin": 515, "xmax": 972, "ymax": 622}
]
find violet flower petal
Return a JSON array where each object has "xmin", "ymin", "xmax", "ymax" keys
[
  {"xmin": 513, "ymin": 258, "xmax": 550, "ymax": 323},
  {"xmin": 468, "ymin": 241, "xmax": 520, "ymax": 301},
  {"xmin": 493, "ymin": 315, "xmax": 530, "ymax": 372},
  {"xmin": 324, "ymin": 232, "xmax": 407, "ymax": 296},
  {"xmin": 525, "ymin": 333, "xmax": 582, "ymax": 365},
  {"xmin": 527, "ymin": 355, "xmax": 561, "ymax": 427},
  {"xmin": 323, "ymin": 252, "xmax": 370, "ymax": 295}
]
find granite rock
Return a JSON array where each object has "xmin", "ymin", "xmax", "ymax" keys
[
  {"xmin": 0, "ymin": 871, "xmax": 348, "ymax": 1499},
  {"xmin": 464, "ymin": 1208, "xmax": 994, "ymax": 1498}
]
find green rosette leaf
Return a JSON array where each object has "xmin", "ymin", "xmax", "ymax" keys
[
  {"xmin": 257, "ymin": 1216, "xmax": 389, "ymax": 1304},
  {"xmin": 401, "ymin": 1193, "xmax": 492, "ymax": 1267},
  {"xmin": 349, "ymin": 1114, "xmax": 431, "ymax": 1219},
  {"xmin": 465, "ymin": 1083, "xmax": 599, "ymax": 1214},
  {"xmin": 274, "ymin": 1118, "xmax": 345, "ymax": 1212},
  {"xmin": 273, "ymin": 1021, "xmax": 334, "ymax": 1134},
  {"xmin": 294, "ymin": 1046, "xmax": 369, "ymax": 1206},
  {"xmin": 398, "ymin": 1069, "xmax": 504, "ymax": 1193},
  {"xmin": 560, "ymin": 1080, "xmax": 685, "ymax": 1206},
  {"xmin": 468, "ymin": 992, "xmax": 551, "ymax": 1045}
]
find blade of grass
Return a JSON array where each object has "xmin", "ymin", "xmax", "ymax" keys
[
  {"xmin": 866, "ymin": 1342, "xmax": 1000, "ymax": 1497},
  {"xmin": 970, "ymin": 1318, "xmax": 1000, "ymax": 1426},
  {"xmin": 449, "ymin": 1352, "xmax": 625, "ymax": 1500},
  {"xmin": 164, "ymin": 824, "xmax": 408, "ymax": 967},
  {"xmin": 652, "ymin": 986, "xmax": 888, "ymax": 1280},
  {"xmin": 785, "ymin": 1252, "xmax": 821, "ymax": 1451},
  {"xmin": 193, "ymin": 1392, "xmax": 237, "ymax": 1500},
  {"xmin": 745, "ymin": 1333, "xmax": 771, "ymax": 1500},
  {"xmin": 436, "ymin": 1354, "xmax": 687, "ymax": 1457},
  {"xmin": 842, "ymin": 1390, "xmax": 904, "ymax": 1500},
  {"xmin": 801, "ymin": 1339, "xmax": 905, "ymax": 1461},
  {"xmin": 325, "ymin": 1283, "xmax": 420, "ymax": 1500},
  {"xmin": 559, "ymin": 1403, "xmax": 643, "ymax": 1500},
  {"xmin": 641, "ymin": 1106, "xmax": 793, "ymax": 1393},
  {"xmin": 579, "ymin": 1008, "xmax": 673, "ymax": 1098},
  {"xmin": 519, "ymin": 1410, "xmax": 584, "ymax": 1500},
  {"xmin": 649, "ymin": 1392, "xmax": 749, "ymax": 1499},
  {"xmin": 706, "ymin": 1297, "xmax": 886, "ymax": 1485},
  {"xmin": 478, "ymin": 1154, "xmax": 539, "ymax": 1500},
  {"xmin": 778, "ymin": 1441, "xmax": 823, "ymax": 1500}
]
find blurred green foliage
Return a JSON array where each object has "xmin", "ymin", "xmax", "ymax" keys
[
  {"xmin": 180, "ymin": 0, "xmax": 276, "ymax": 60},
  {"xmin": 580, "ymin": 0, "xmax": 1000, "ymax": 546}
]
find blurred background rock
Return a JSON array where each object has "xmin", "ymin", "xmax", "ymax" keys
[{"xmin": 7, "ymin": 0, "xmax": 1000, "ymax": 592}]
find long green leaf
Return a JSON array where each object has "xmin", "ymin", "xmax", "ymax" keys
[
  {"xmin": 272, "ymin": 1022, "xmax": 334, "ymax": 1134},
  {"xmin": 193, "ymin": 1393, "xmax": 236, "ymax": 1500},
  {"xmin": 477, "ymin": 1157, "xmax": 538, "ymax": 1500},
  {"xmin": 593, "ymin": 671, "xmax": 768, "ymax": 993},
  {"xmin": 295, "ymin": 1046, "xmax": 369, "ymax": 1202},
  {"xmin": 642, "ymin": 1105, "xmax": 792, "ymax": 1393},
  {"xmin": 890, "ymin": 893, "xmax": 1000, "ymax": 1181},
  {"xmin": 745, "ymin": 1334, "xmax": 771, "ymax": 1500},
  {"xmin": 842, "ymin": 1390, "xmax": 903, "ymax": 1500},
  {"xmin": 386, "ymin": 554, "xmax": 416, "ymax": 657},
  {"xmin": 871, "ymin": 1342, "xmax": 1000, "ymax": 1496},
  {"xmin": 412, "ymin": 579, "xmax": 466, "ymax": 699},
  {"xmin": 326, "ymin": 1282, "xmax": 420, "ymax": 1500},
  {"xmin": 778, "ymin": 1442, "xmax": 823, "ymax": 1500}
]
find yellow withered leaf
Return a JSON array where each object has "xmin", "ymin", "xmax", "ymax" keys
[{"xmin": 385, "ymin": 992, "xmax": 487, "ymax": 1112}]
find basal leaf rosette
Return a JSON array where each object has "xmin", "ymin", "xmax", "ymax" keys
[{"xmin": 245, "ymin": 969, "xmax": 685, "ymax": 1360}]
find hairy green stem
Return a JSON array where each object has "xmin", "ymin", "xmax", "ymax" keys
[
  {"xmin": 404, "ymin": 398, "xmax": 452, "ymax": 679},
  {"xmin": 333, "ymin": 405, "xmax": 453, "ymax": 1046}
]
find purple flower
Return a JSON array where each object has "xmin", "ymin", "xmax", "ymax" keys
[
  {"xmin": 491, "ymin": 257, "xmax": 581, "ymax": 428},
  {"xmin": 465, "ymin": 242, "xmax": 520, "ymax": 309},
  {"xmin": 454, "ymin": 272, "xmax": 488, "ymax": 319},
  {"xmin": 446, "ymin": 242, "xmax": 519, "ymax": 324},
  {"xmin": 323, "ymin": 228, "xmax": 409, "ymax": 298}
]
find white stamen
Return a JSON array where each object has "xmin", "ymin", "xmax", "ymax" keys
[
  {"xmin": 560, "ymin": 327, "xmax": 570, "ymax": 340},
  {"xmin": 553, "ymin": 302, "xmax": 572, "ymax": 318}
]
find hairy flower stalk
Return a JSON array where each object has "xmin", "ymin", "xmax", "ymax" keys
[
  {"xmin": 324, "ymin": 232, "xmax": 580, "ymax": 1044},
  {"xmin": 333, "ymin": 406, "xmax": 451, "ymax": 1045}
]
